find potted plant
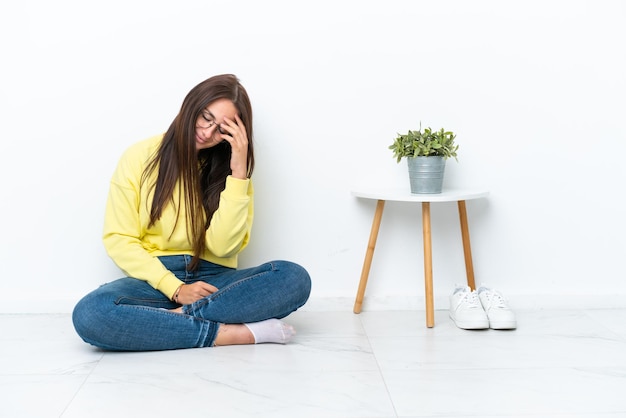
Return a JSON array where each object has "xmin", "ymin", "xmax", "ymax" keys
[{"xmin": 389, "ymin": 124, "xmax": 458, "ymax": 194}]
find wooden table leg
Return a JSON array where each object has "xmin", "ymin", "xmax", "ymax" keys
[
  {"xmin": 354, "ymin": 199, "xmax": 385, "ymax": 313},
  {"xmin": 457, "ymin": 200, "xmax": 476, "ymax": 290},
  {"xmin": 422, "ymin": 202, "xmax": 434, "ymax": 328}
]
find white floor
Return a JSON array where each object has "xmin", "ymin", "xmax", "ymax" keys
[{"xmin": 2, "ymin": 308, "xmax": 626, "ymax": 418}]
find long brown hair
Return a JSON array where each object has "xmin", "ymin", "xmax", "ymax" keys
[{"xmin": 143, "ymin": 74, "xmax": 255, "ymax": 270}]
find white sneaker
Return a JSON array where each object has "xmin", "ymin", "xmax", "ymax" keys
[
  {"xmin": 449, "ymin": 285, "xmax": 489, "ymax": 329},
  {"xmin": 477, "ymin": 285, "xmax": 517, "ymax": 330}
]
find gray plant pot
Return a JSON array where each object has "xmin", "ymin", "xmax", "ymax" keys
[{"xmin": 407, "ymin": 156, "xmax": 446, "ymax": 194}]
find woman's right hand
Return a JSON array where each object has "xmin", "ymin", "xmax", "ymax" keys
[{"xmin": 176, "ymin": 282, "xmax": 218, "ymax": 305}]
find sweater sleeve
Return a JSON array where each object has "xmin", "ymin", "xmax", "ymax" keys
[
  {"xmin": 102, "ymin": 141, "xmax": 183, "ymax": 299},
  {"xmin": 205, "ymin": 176, "xmax": 254, "ymax": 257}
]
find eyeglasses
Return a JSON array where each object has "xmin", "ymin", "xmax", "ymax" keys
[{"xmin": 197, "ymin": 112, "xmax": 227, "ymax": 135}]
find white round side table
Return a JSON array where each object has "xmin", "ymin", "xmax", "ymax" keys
[{"xmin": 351, "ymin": 188, "xmax": 489, "ymax": 327}]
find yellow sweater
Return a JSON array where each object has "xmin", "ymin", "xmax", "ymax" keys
[{"xmin": 102, "ymin": 134, "xmax": 254, "ymax": 299}]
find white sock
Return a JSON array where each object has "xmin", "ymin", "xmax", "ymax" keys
[{"xmin": 244, "ymin": 319, "xmax": 295, "ymax": 344}]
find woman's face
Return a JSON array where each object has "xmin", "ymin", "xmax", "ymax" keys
[{"xmin": 195, "ymin": 98, "xmax": 238, "ymax": 150}]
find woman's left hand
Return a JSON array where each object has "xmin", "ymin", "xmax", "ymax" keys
[{"xmin": 220, "ymin": 114, "xmax": 248, "ymax": 179}]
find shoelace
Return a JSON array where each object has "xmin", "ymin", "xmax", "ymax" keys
[
  {"xmin": 459, "ymin": 290, "xmax": 481, "ymax": 309},
  {"xmin": 483, "ymin": 290, "xmax": 507, "ymax": 309}
]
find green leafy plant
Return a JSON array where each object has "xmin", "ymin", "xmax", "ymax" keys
[{"xmin": 389, "ymin": 124, "xmax": 458, "ymax": 163}]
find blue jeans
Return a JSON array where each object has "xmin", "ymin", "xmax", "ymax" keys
[{"xmin": 72, "ymin": 255, "xmax": 311, "ymax": 351}]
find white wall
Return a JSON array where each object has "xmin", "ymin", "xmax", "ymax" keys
[{"xmin": 1, "ymin": 0, "xmax": 624, "ymax": 313}]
